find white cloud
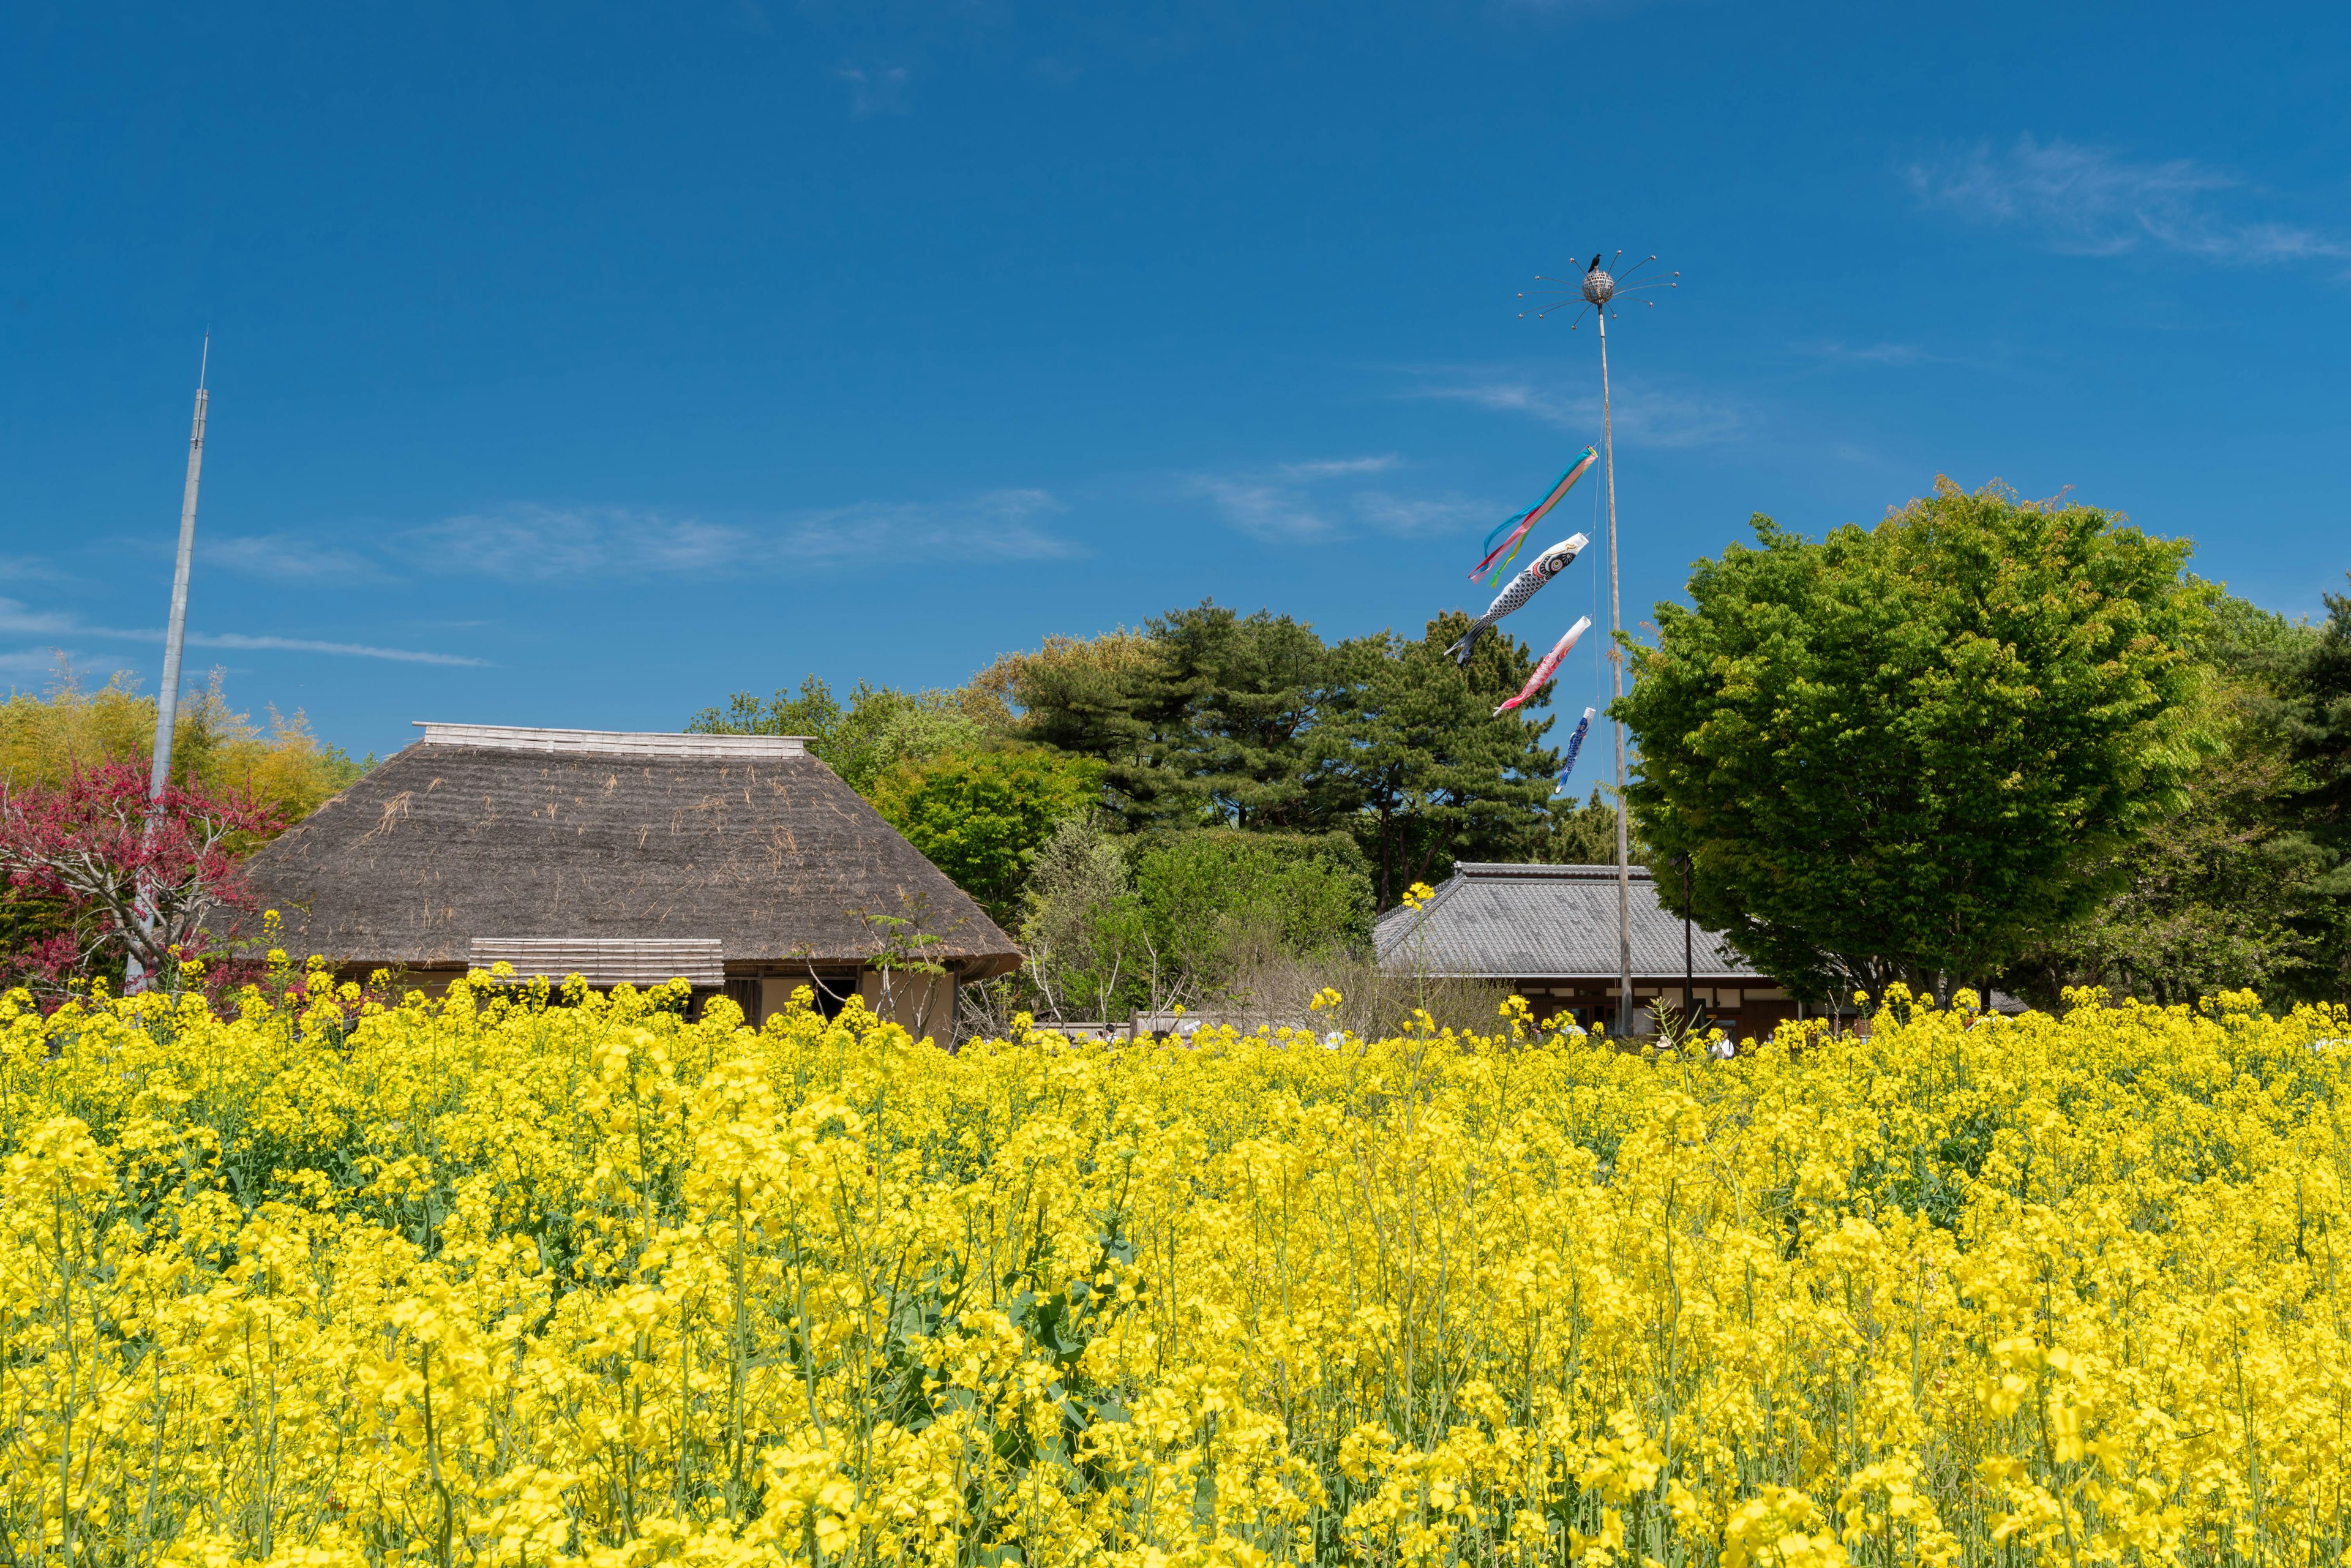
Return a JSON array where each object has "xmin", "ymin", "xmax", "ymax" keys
[
  {"xmin": 0, "ymin": 596, "xmax": 487, "ymax": 667},
  {"xmin": 204, "ymin": 533, "xmax": 388, "ymax": 582},
  {"xmin": 1416, "ymin": 378, "xmax": 1747, "ymax": 448},
  {"xmin": 835, "ymin": 64, "xmax": 911, "ymax": 116},
  {"xmin": 1192, "ymin": 458, "xmax": 1494, "ymax": 543},
  {"xmin": 0, "ymin": 599, "xmax": 84, "ymax": 638},
  {"xmin": 784, "ymin": 489, "xmax": 1081, "ymax": 562},
  {"xmin": 0, "ymin": 648, "xmax": 81, "ymax": 679},
  {"xmin": 408, "ymin": 505, "xmax": 748, "ymax": 579},
  {"xmin": 183, "ymin": 632, "xmax": 488, "ymax": 667},
  {"xmin": 1351, "ymin": 492, "xmax": 1489, "ymax": 536},
  {"xmin": 1907, "ymin": 136, "xmax": 2351, "ymax": 263},
  {"xmin": 1194, "ymin": 478, "xmax": 1335, "ymax": 542},
  {"xmin": 0, "ymin": 556, "xmax": 73, "ymax": 585},
  {"xmin": 407, "ymin": 492, "xmax": 1076, "ymax": 574},
  {"xmin": 1278, "ymin": 454, "xmax": 1400, "ymax": 479},
  {"xmin": 1799, "ymin": 340, "xmax": 1929, "ymax": 367}
]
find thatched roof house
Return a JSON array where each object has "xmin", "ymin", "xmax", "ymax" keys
[{"xmin": 242, "ymin": 722, "xmax": 1019, "ymax": 1035}]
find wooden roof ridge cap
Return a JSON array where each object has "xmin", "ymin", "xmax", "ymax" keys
[{"xmin": 411, "ymin": 722, "xmax": 814, "ymax": 759}]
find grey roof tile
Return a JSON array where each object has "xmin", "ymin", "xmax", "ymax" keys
[{"xmin": 1374, "ymin": 863, "xmax": 1765, "ymax": 980}]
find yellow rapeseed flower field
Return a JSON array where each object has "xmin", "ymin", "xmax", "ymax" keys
[{"xmin": 2, "ymin": 964, "xmax": 2346, "ymax": 1566}]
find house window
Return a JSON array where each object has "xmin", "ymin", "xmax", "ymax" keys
[{"xmin": 723, "ymin": 977, "xmax": 761, "ymax": 1020}]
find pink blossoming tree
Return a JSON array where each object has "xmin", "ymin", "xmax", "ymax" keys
[{"xmin": 0, "ymin": 760, "xmax": 282, "ymax": 997}]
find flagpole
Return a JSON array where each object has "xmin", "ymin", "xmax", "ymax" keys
[
  {"xmin": 128, "ymin": 337, "xmax": 208, "ymax": 994},
  {"xmin": 1518, "ymin": 253, "xmax": 1675, "ymax": 1040},
  {"xmin": 1596, "ymin": 307, "xmax": 1632, "ymax": 1035}
]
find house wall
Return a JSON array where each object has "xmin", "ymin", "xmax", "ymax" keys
[
  {"xmin": 1511, "ymin": 978, "xmax": 1799, "ymax": 1041},
  {"xmin": 857, "ymin": 969, "xmax": 956, "ymax": 1042}
]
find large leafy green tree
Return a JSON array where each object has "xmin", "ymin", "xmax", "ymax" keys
[
  {"xmin": 866, "ymin": 748, "xmax": 1105, "ymax": 928},
  {"xmin": 688, "ymin": 677, "xmax": 985, "ymax": 794},
  {"xmin": 1618, "ymin": 481, "xmax": 2207, "ymax": 1000}
]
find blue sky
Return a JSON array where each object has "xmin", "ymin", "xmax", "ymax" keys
[{"xmin": 4, "ymin": 1, "xmax": 2347, "ymax": 759}]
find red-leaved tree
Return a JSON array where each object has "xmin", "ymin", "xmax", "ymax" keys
[{"xmin": 0, "ymin": 761, "xmax": 285, "ymax": 996}]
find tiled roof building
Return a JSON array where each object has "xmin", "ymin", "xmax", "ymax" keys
[{"xmin": 1374, "ymin": 861, "xmax": 1799, "ymax": 1037}]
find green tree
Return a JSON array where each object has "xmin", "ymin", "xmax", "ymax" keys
[
  {"xmin": 1143, "ymin": 604, "xmax": 1350, "ymax": 831},
  {"xmin": 2291, "ymin": 575, "xmax": 2351, "ymax": 853},
  {"xmin": 867, "ymin": 748, "xmax": 1104, "ymax": 927},
  {"xmin": 1019, "ymin": 813, "xmax": 1150, "ymax": 1022},
  {"xmin": 1540, "ymin": 786, "xmax": 1637, "ymax": 865},
  {"xmin": 2283, "ymin": 574, "xmax": 2351, "ymax": 995},
  {"xmin": 2005, "ymin": 588, "xmax": 2348, "ymax": 1005},
  {"xmin": 1319, "ymin": 613, "xmax": 1560, "ymax": 907},
  {"xmin": 1130, "ymin": 828, "xmax": 1374, "ymax": 988},
  {"xmin": 688, "ymin": 676, "xmax": 986, "ymax": 795},
  {"xmin": 0, "ymin": 668, "xmax": 365, "ymax": 820},
  {"xmin": 1003, "ymin": 606, "xmax": 1351, "ymax": 833},
  {"xmin": 1014, "ymin": 820, "xmax": 1373, "ymax": 1024},
  {"xmin": 1619, "ymin": 480, "xmax": 2207, "ymax": 1001}
]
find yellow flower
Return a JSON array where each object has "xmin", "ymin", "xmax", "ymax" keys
[{"xmin": 0, "ymin": 959, "xmax": 2338, "ymax": 1565}]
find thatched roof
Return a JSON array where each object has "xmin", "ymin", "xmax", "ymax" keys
[{"xmin": 242, "ymin": 724, "xmax": 1020, "ymax": 978}]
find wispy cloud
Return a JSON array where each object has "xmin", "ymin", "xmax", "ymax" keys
[
  {"xmin": 0, "ymin": 648, "xmax": 79, "ymax": 680},
  {"xmin": 1278, "ymin": 454, "xmax": 1400, "ymax": 480},
  {"xmin": 408, "ymin": 505, "xmax": 748, "ymax": 580},
  {"xmin": 1195, "ymin": 479, "xmax": 1333, "ymax": 542},
  {"xmin": 205, "ymin": 533, "xmax": 388, "ymax": 582},
  {"xmin": 1799, "ymin": 340, "xmax": 1929, "ymax": 367},
  {"xmin": 784, "ymin": 489, "xmax": 1081, "ymax": 563},
  {"xmin": 0, "ymin": 598, "xmax": 487, "ymax": 667},
  {"xmin": 0, "ymin": 556, "xmax": 73, "ymax": 585},
  {"xmin": 1192, "ymin": 457, "xmax": 1488, "ymax": 542},
  {"xmin": 1414, "ymin": 377, "xmax": 1747, "ymax": 448},
  {"xmin": 1907, "ymin": 136, "xmax": 2351, "ymax": 263},
  {"xmin": 183, "ymin": 633, "xmax": 487, "ymax": 667},
  {"xmin": 0, "ymin": 601, "xmax": 83, "ymax": 639},
  {"xmin": 1351, "ymin": 492, "xmax": 1489, "ymax": 536},
  {"xmin": 834, "ymin": 64, "xmax": 911, "ymax": 115}
]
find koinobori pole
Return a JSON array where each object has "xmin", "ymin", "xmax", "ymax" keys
[
  {"xmin": 1517, "ymin": 254, "xmax": 1676, "ymax": 1038},
  {"xmin": 128, "ymin": 339, "xmax": 208, "ymax": 994},
  {"xmin": 1594, "ymin": 302, "xmax": 1632, "ymax": 1034}
]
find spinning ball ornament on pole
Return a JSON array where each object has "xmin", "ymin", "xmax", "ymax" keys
[{"xmin": 1518, "ymin": 253, "xmax": 1676, "ymax": 1035}]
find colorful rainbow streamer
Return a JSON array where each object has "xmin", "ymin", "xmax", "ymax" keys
[
  {"xmin": 1494, "ymin": 617, "xmax": 1592, "ymax": 716},
  {"xmin": 1551, "ymin": 707, "xmax": 1596, "ymax": 795},
  {"xmin": 1469, "ymin": 448, "xmax": 1597, "ymax": 585}
]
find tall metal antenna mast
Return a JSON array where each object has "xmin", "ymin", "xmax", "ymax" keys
[
  {"xmin": 1520, "ymin": 253, "xmax": 1676, "ymax": 1035},
  {"xmin": 128, "ymin": 336, "xmax": 209, "ymax": 994}
]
